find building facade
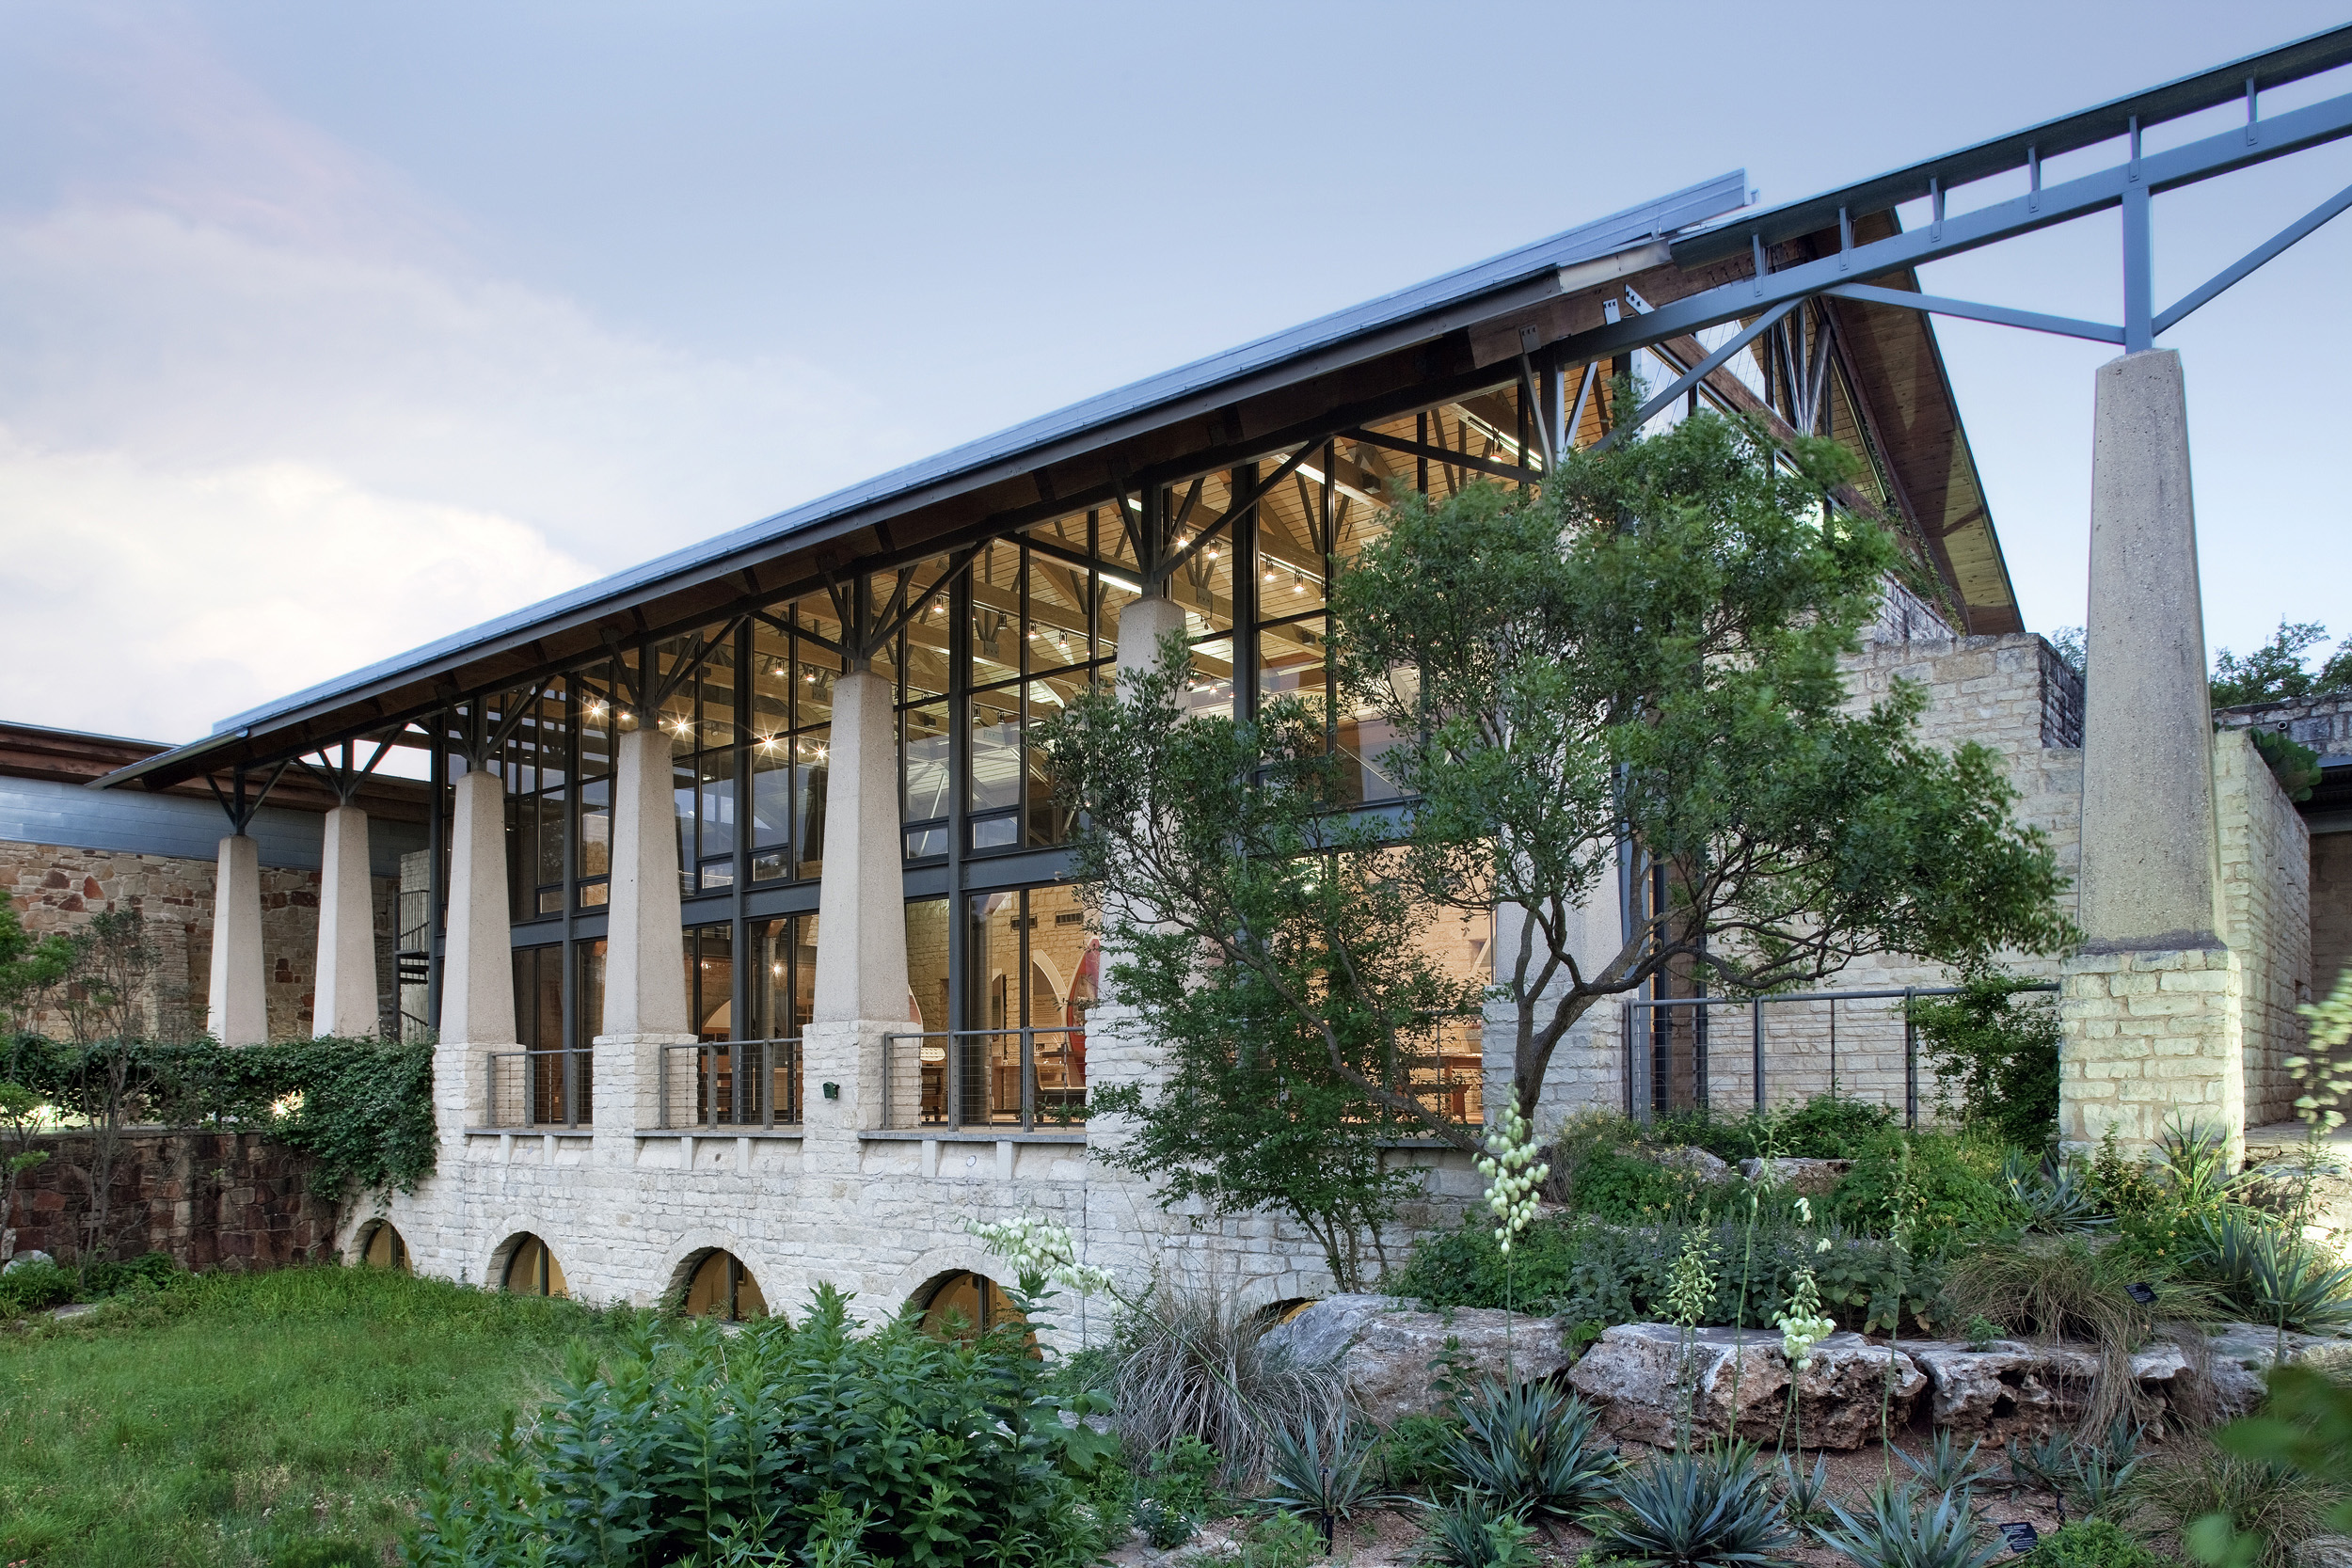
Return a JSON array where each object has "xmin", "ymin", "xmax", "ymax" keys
[{"xmin": 55, "ymin": 172, "xmax": 2298, "ymax": 1322}]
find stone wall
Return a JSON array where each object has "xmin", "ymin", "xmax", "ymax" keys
[
  {"xmin": 5, "ymin": 1129, "xmax": 340, "ymax": 1269},
  {"xmin": 2317, "ymin": 832, "xmax": 2352, "ymax": 997},
  {"xmin": 2, "ymin": 838, "xmax": 399, "ymax": 1040},
  {"xmin": 2215, "ymin": 728, "xmax": 2312, "ymax": 1126}
]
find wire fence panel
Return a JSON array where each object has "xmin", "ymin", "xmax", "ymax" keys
[
  {"xmin": 879, "ymin": 1028, "xmax": 1089, "ymax": 1132},
  {"xmin": 486, "ymin": 1048, "xmax": 592, "ymax": 1129},
  {"xmin": 1622, "ymin": 984, "xmax": 2054, "ymax": 1128},
  {"xmin": 656, "ymin": 1038, "xmax": 802, "ymax": 1130}
]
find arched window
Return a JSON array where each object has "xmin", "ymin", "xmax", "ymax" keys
[
  {"xmin": 502, "ymin": 1233, "xmax": 569, "ymax": 1298},
  {"xmin": 682, "ymin": 1250, "xmax": 768, "ymax": 1322},
  {"xmin": 917, "ymin": 1270, "xmax": 1025, "ymax": 1343},
  {"xmin": 360, "ymin": 1222, "xmax": 410, "ymax": 1274}
]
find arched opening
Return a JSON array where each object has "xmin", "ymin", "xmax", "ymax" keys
[
  {"xmin": 916, "ymin": 1270, "xmax": 1030, "ymax": 1343},
  {"xmin": 681, "ymin": 1250, "xmax": 768, "ymax": 1322},
  {"xmin": 1255, "ymin": 1297, "xmax": 1316, "ymax": 1328},
  {"xmin": 359, "ymin": 1221, "xmax": 410, "ymax": 1274},
  {"xmin": 501, "ymin": 1233, "xmax": 569, "ymax": 1298}
]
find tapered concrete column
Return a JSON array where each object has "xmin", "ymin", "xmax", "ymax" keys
[
  {"xmin": 2061, "ymin": 349, "xmax": 2244, "ymax": 1149},
  {"xmin": 206, "ymin": 833, "xmax": 267, "ymax": 1044},
  {"xmin": 1083, "ymin": 594, "xmax": 1192, "ymax": 1153},
  {"xmin": 313, "ymin": 805, "xmax": 379, "ymax": 1038},
  {"xmin": 595, "ymin": 723, "xmax": 693, "ymax": 1148},
  {"xmin": 804, "ymin": 665, "xmax": 912, "ymax": 1157},
  {"xmin": 437, "ymin": 768, "xmax": 515, "ymax": 1141}
]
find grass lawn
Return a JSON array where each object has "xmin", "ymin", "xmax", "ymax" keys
[{"xmin": 0, "ymin": 1265, "xmax": 628, "ymax": 1568}]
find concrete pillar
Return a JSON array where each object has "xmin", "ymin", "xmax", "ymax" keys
[
  {"xmin": 594, "ymin": 723, "xmax": 694, "ymax": 1147},
  {"xmin": 2060, "ymin": 349, "xmax": 2244, "ymax": 1149},
  {"xmin": 804, "ymin": 666, "xmax": 912, "ymax": 1153},
  {"xmin": 437, "ymin": 768, "xmax": 515, "ymax": 1140},
  {"xmin": 206, "ymin": 833, "xmax": 267, "ymax": 1045},
  {"xmin": 313, "ymin": 804, "xmax": 379, "ymax": 1038}
]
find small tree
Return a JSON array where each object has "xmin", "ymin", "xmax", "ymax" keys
[
  {"xmin": 2210, "ymin": 618, "xmax": 2351, "ymax": 708},
  {"xmin": 0, "ymin": 902, "xmax": 74, "ymax": 1037},
  {"xmin": 1046, "ymin": 412, "xmax": 2074, "ymax": 1201}
]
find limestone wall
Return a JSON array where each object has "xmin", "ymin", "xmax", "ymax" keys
[
  {"xmin": 2317, "ymin": 832, "xmax": 2352, "ymax": 997},
  {"xmin": 2215, "ymin": 728, "xmax": 2312, "ymax": 1126},
  {"xmin": 2, "ymin": 838, "xmax": 399, "ymax": 1040}
]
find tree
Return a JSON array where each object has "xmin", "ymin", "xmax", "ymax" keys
[
  {"xmin": 2210, "ymin": 618, "xmax": 2352, "ymax": 708},
  {"xmin": 1046, "ymin": 411, "xmax": 2075, "ymax": 1204},
  {"xmin": 0, "ymin": 901, "xmax": 74, "ymax": 1036}
]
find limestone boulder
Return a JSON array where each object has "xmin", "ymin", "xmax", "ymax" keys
[
  {"xmin": 1737, "ymin": 1157, "xmax": 1851, "ymax": 1195},
  {"xmin": 2, "ymin": 1250, "xmax": 55, "ymax": 1274},
  {"xmin": 2294, "ymin": 1537, "xmax": 2352, "ymax": 1568},
  {"xmin": 1566, "ymin": 1323, "xmax": 1923, "ymax": 1449},
  {"xmin": 1653, "ymin": 1147, "xmax": 1732, "ymax": 1180},
  {"xmin": 1905, "ymin": 1336, "xmax": 2202, "ymax": 1437},
  {"xmin": 1257, "ymin": 1294, "xmax": 1570, "ymax": 1424}
]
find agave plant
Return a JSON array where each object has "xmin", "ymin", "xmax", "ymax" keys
[
  {"xmin": 1589, "ymin": 1442, "xmax": 1798, "ymax": 1568},
  {"xmin": 2069, "ymin": 1444, "xmax": 2142, "ymax": 1524},
  {"xmin": 1896, "ymin": 1430, "xmax": 1998, "ymax": 1499},
  {"xmin": 1819, "ymin": 1480, "xmax": 2002, "ymax": 1568},
  {"xmin": 1445, "ymin": 1379, "xmax": 1618, "ymax": 1527},
  {"xmin": 1414, "ymin": 1491, "xmax": 1542, "ymax": 1568},
  {"xmin": 1775, "ymin": 1453, "xmax": 1835, "ymax": 1537},
  {"xmin": 2006, "ymin": 1431, "xmax": 2077, "ymax": 1520},
  {"xmin": 2001, "ymin": 1150, "xmax": 2110, "ymax": 1235},
  {"xmin": 1259, "ymin": 1410, "xmax": 1409, "ymax": 1546}
]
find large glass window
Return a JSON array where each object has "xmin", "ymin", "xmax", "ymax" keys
[
  {"xmin": 512, "ymin": 942, "xmax": 588, "ymax": 1126},
  {"xmin": 685, "ymin": 922, "xmax": 735, "ymax": 1041}
]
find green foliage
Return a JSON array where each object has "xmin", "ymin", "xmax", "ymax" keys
[
  {"xmin": 1896, "ymin": 1431, "xmax": 1997, "ymax": 1498},
  {"xmin": 0, "ymin": 902, "xmax": 74, "ymax": 1032},
  {"xmin": 1105, "ymin": 1280, "xmax": 1349, "ymax": 1486},
  {"xmin": 0, "ymin": 1257, "xmax": 77, "ymax": 1315},
  {"xmin": 1220, "ymin": 1510, "xmax": 1327, "ymax": 1568},
  {"xmin": 1443, "ymin": 1379, "xmax": 1618, "ymax": 1525},
  {"xmin": 1258, "ymin": 1410, "xmax": 1403, "ymax": 1543},
  {"xmin": 410, "ymin": 1284, "xmax": 1117, "ymax": 1568},
  {"xmin": 1819, "ymin": 1480, "xmax": 2003, "ymax": 1568},
  {"xmin": 4, "ymin": 1032, "xmax": 437, "ymax": 1198},
  {"xmin": 2209, "ymin": 618, "xmax": 2350, "ymax": 708},
  {"xmin": 2248, "ymin": 730, "xmax": 2321, "ymax": 802},
  {"xmin": 1775, "ymin": 1453, "xmax": 1834, "ymax": 1536},
  {"xmin": 1136, "ymin": 1433, "xmax": 1221, "ymax": 1542},
  {"xmin": 1414, "ymin": 1491, "xmax": 1541, "ymax": 1568},
  {"xmin": 1944, "ymin": 1237, "xmax": 2204, "ymax": 1432},
  {"xmin": 1908, "ymin": 977, "xmax": 2062, "ymax": 1148},
  {"xmin": 1828, "ymin": 1130, "xmax": 2012, "ymax": 1254},
  {"xmin": 1372, "ymin": 1412, "xmax": 1463, "ymax": 1495},
  {"xmin": 2185, "ymin": 1208, "xmax": 2352, "ymax": 1334},
  {"xmin": 1589, "ymin": 1442, "xmax": 1798, "ymax": 1568},
  {"xmin": 0, "ymin": 1264, "xmax": 622, "ymax": 1568},
  {"xmin": 2288, "ymin": 967, "xmax": 2352, "ymax": 1131},
  {"xmin": 2198, "ymin": 1365, "xmax": 2352, "ymax": 1560},
  {"xmin": 2021, "ymin": 1520, "xmax": 2173, "ymax": 1568},
  {"xmin": 2003, "ymin": 1151, "xmax": 2111, "ymax": 1237}
]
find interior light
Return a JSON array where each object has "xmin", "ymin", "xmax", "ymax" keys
[
  {"xmin": 1205, "ymin": 547, "xmax": 1218, "ymax": 560},
  {"xmin": 1293, "ymin": 580, "xmax": 1306, "ymax": 594},
  {"xmin": 771, "ymin": 963, "xmax": 784, "ymax": 975}
]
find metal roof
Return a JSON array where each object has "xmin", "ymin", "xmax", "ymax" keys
[{"xmin": 195, "ymin": 170, "xmax": 1751, "ymax": 744}]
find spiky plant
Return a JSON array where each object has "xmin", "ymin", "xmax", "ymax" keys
[
  {"xmin": 1414, "ymin": 1491, "xmax": 1541, "ymax": 1568},
  {"xmin": 1818, "ymin": 1480, "xmax": 2003, "ymax": 1568},
  {"xmin": 1590, "ymin": 1443, "xmax": 1798, "ymax": 1568},
  {"xmin": 1774, "ymin": 1453, "xmax": 1835, "ymax": 1538},
  {"xmin": 1896, "ymin": 1431, "xmax": 1998, "ymax": 1499},
  {"xmin": 1259, "ymin": 1409, "xmax": 1408, "ymax": 1548},
  {"xmin": 1444, "ymin": 1378, "xmax": 1618, "ymax": 1528},
  {"xmin": 1108, "ymin": 1277, "xmax": 1349, "ymax": 1484}
]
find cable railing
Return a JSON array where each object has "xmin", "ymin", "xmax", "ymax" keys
[
  {"xmin": 486, "ymin": 1047, "xmax": 593, "ymax": 1129},
  {"xmin": 1621, "ymin": 982, "xmax": 2058, "ymax": 1129},
  {"xmin": 657, "ymin": 1037, "xmax": 803, "ymax": 1130},
  {"xmin": 879, "ymin": 1027, "xmax": 1088, "ymax": 1132}
]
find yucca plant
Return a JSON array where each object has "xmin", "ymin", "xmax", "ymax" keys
[
  {"xmin": 1774, "ymin": 1453, "xmax": 1835, "ymax": 1537},
  {"xmin": 2007, "ymin": 1429, "xmax": 2077, "ymax": 1515},
  {"xmin": 1445, "ymin": 1379, "xmax": 1618, "ymax": 1528},
  {"xmin": 1896, "ymin": 1431, "xmax": 1997, "ymax": 1499},
  {"xmin": 1413, "ymin": 1491, "xmax": 1541, "ymax": 1568},
  {"xmin": 1589, "ymin": 1443, "xmax": 1798, "ymax": 1568},
  {"xmin": 2001, "ymin": 1149, "xmax": 2109, "ymax": 1235},
  {"xmin": 1819, "ymin": 1480, "xmax": 2002, "ymax": 1568},
  {"xmin": 1259, "ymin": 1410, "xmax": 1409, "ymax": 1549},
  {"xmin": 2069, "ymin": 1444, "xmax": 2141, "ymax": 1524}
]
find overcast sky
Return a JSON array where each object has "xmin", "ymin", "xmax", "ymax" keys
[{"xmin": 4, "ymin": 1, "xmax": 2349, "ymax": 745}]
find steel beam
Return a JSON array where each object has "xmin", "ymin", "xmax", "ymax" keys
[
  {"xmin": 2154, "ymin": 176, "xmax": 2352, "ymax": 334},
  {"xmin": 1820, "ymin": 282, "xmax": 2123, "ymax": 344}
]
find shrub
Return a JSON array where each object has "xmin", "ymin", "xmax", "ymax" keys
[
  {"xmin": 0, "ymin": 1257, "xmax": 76, "ymax": 1316},
  {"xmin": 1909, "ymin": 976, "xmax": 2062, "ymax": 1148},
  {"xmin": 1588, "ymin": 1442, "xmax": 1797, "ymax": 1568},
  {"xmin": 1828, "ymin": 1129, "xmax": 2013, "ymax": 1250},
  {"xmin": 1649, "ymin": 1094, "xmax": 1898, "ymax": 1164},
  {"xmin": 1106, "ymin": 1278, "xmax": 1348, "ymax": 1485},
  {"xmin": 79, "ymin": 1250, "xmax": 181, "ymax": 1297},
  {"xmin": 1414, "ymin": 1491, "xmax": 1541, "ymax": 1568},
  {"xmin": 1135, "ymin": 1434, "xmax": 1220, "ymax": 1546},
  {"xmin": 2018, "ymin": 1519, "xmax": 2170, "ymax": 1568},
  {"xmin": 1444, "ymin": 1379, "xmax": 1617, "ymax": 1525},
  {"xmin": 2127, "ymin": 1439, "xmax": 2334, "ymax": 1568},
  {"xmin": 1221, "ymin": 1510, "xmax": 1326, "ymax": 1568},
  {"xmin": 2185, "ymin": 1208, "xmax": 2352, "ymax": 1335},
  {"xmin": 407, "ymin": 1286, "xmax": 1115, "ymax": 1568},
  {"xmin": 1259, "ymin": 1411, "xmax": 1403, "ymax": 1544},
  {"xmin": 1373, "ymin": 1411, "xmax": 1463, "ymax": 1495}
]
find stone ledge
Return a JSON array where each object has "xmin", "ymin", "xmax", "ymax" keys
[
  {"xmin": 859, "ymin": 1129, "xmax": 1088, "ymax": 1145},
  {"xmin": 466, "ymin": 1127, "xmax": 596, "ymax": 1138},
  {"xmin": 632, "ymin": 1128, "xmax": 805, "ymax": 1140}
]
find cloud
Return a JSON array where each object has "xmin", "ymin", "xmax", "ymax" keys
[{"xmin": 0, "ymin": 11, "xmax": 918, "ymax": 747}]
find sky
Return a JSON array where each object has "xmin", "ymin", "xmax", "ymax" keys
[{"xmin": 3, "ymin": 0, "xmax": 2349, "ymax": 746}]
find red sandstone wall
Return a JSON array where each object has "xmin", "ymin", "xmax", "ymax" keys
[{"xmin": 5, "ymin": 1130, "xmax": 339, "ymax": 1269}]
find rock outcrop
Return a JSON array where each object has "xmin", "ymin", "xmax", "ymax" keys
[
  {"xmin": 1257, "ymin": 1294, "xmax": 1570, "ymax": 1423},
  {"xmin": 1566, "ymin": 1323, "xmax": 1923, "ymax": 1449}
]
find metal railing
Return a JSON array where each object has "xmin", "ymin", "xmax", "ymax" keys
[
  {"xmin": 880, "ymin": 1027, "xmax": 1088, "ymax": 1131},
  {"xmin": 1621, "ymin": 982, "xmax": 2058, "ymax": 1128},
  {"xmin": 657, "ymin": 1037, "xmax": 803, "ymax": 1130},
  {"xmin": 486, "ymin": 1048, "xmax": 593, "ymax": 1129}
]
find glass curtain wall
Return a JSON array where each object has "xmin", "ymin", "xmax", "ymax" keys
[{"xmin": 463, "ymin": 380, "xmax": 1552, "ymax": 1132}]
